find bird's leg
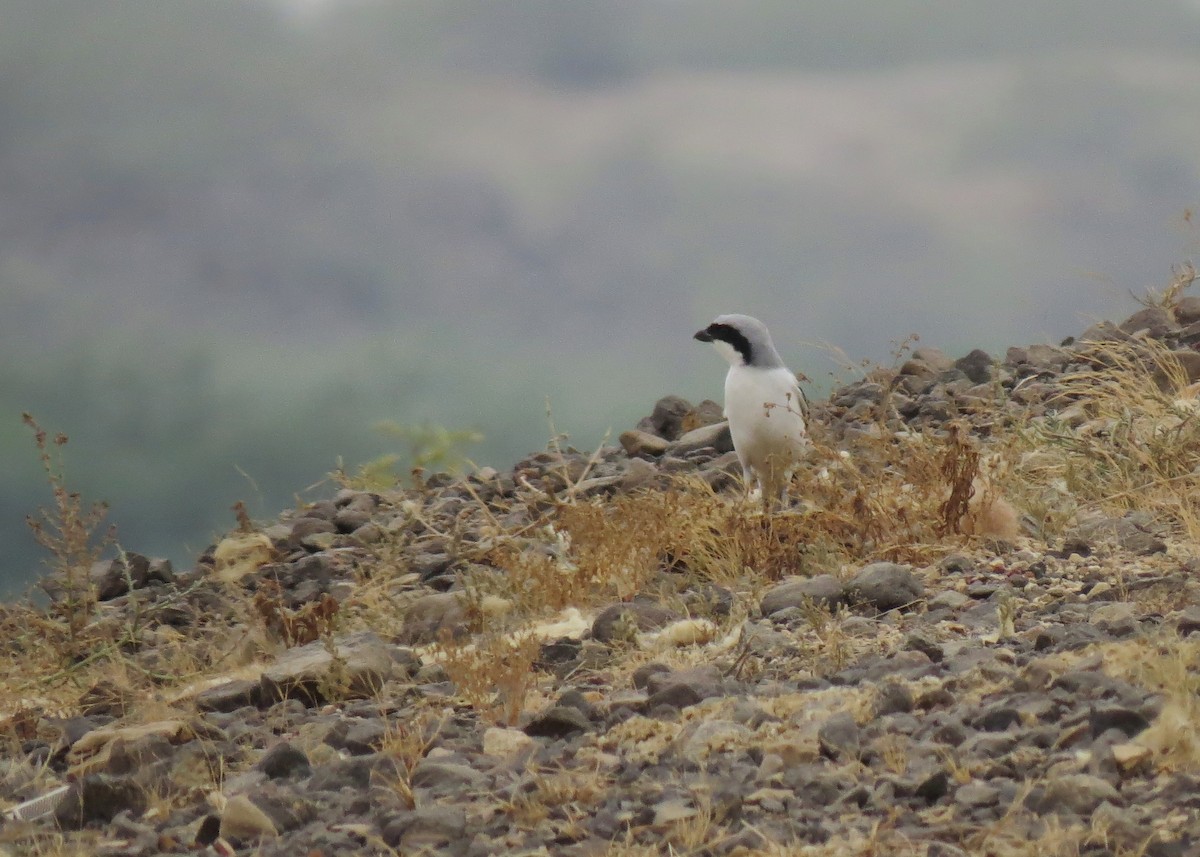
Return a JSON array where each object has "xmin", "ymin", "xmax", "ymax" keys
[
  {"xmin": 777, "ymin": 465, "xmax": 798, "ymax": 509},
  {"xmin": 739, "ymin": 459, "xmax": 758, "ymax": 503}
]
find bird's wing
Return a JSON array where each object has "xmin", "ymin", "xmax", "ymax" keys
[{"xmin": 791, "ymin": 376, "xmax": 809, "ymax": 419}]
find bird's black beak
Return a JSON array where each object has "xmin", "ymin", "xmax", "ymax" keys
[{"xmin": 694, "ymin": 327, "xmax": 713, "ymax": 343}]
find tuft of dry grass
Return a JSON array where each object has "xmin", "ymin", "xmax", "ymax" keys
[
  {"xmin": 430, "ymin": 627, "xmax": 542, "ymax": 726},
  {"xmin": 21, "ymin": 414, "xmax": 112, "ymax": 663},
  {"xmin": 1011, "ymin": 335, "xmax": 1200, "ymax": 538},
  {"xmin": 489, "ymin": 424, "xmax": 987, "ymax": 617},
  {"xmin": 1096, "ymin": 635, "xmax": 1200, "ymax": 772}
]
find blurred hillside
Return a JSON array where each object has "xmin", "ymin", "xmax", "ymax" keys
[{"xmin": 3, "ymin": 0, "xmax": 1200, "ymax": 591}]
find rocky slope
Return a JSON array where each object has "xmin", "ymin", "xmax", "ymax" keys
[{"xmin": 5, "ymin": 296, "xmax": 1200, "ymax": 856}]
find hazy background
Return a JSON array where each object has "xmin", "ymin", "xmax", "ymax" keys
[{"xmin": 3, "ymin": 0, "xmax": 1199, "ymax": 593}]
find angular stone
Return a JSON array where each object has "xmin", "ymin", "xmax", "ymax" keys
[
  {"xmin": 1176, "ymin": 296, "xmax": 1200, "ymax": 326},
  {"xmin": 955, "ymin": 781, "xmax": 1000, "ymax": 808},
  {"xmin": 54, "ymin": 774, "xmax": 146, "ymax": 829},
  {"xmin": 619, "ymin": 430, "xmax": 670, "ymax": 458},
  {"xmin": 381, "ymin": 805, "xmax": 468, "ymax": 849},
  {"xmin": 639, "ymin": 395, "xmax": 693, "ymax": 441},
  {"xmin": 256, "ymin": 742, "xmax": 311, "ymax": 780},
  {"xmin": 955, "ymin": 349, "xmax": 994, "ymax": 384},
  {"xmin": 220, "ymin": 794, "xmax": 278, "ymax": 841},
  {"xmin": 195, "ymin": 679, "xmax": 265, "ymax": 713},
  {"xmin": 683, "ymin": 399, "xmax": 725, "ymax": 431},
  {"xmin": 244, "ymin": 785, "xmax": 317, "ymax": 834},
  {"xmin": 260, "ymin": 631, "xmax": 395, "ymax": 705},
  {"xmin": 845, "ymin": 563, "xmax": 924, "ymax": 612},
  {"xmin": 631, "ymin": 663, "xmax": 672, "ymax": 689},
  {"xmin": 1119, "ymin": 305, "xmax": 1178, "ymax": 338},
  {"xmin": 1024, "ymin": 774, "xmax": 1120, "ymax": 816},
  {"xmin": 483, "ymin": 727, "xmax": 536, "ymax": 759},
  {"xmin": 288, "ymin": 517, "xmax": 336, "ymax": 549},
  {"xmin": 912, "ymin": 347, "xmax": 955, "ymax": 372},
  {"xmin": 89, "ymin": 553, "xmax": 155, "ymax": 601},
  {"xmin": 307, "ymin": 754, "xmax": 392, "ymax": 792},
  {"xmin": 818, "ymin": 713, "xmax": 860, "ymax": 761},
  {"xmin": 1111, "ymin": 742, "xmax": 1152, "ymax": 775},
  {"xmin": 873, "ymin": 682, "xmax": 914, "ymax": 717},
  {"xmin": 592, "ymin": 601, "xmax": 677, "ymax": 644},
  {"xmin": 645, "ymin": 682, "xmax": 703, "ymax": 711},
  {"xmin": 915, "ymin": 770, "xmax": 950, "ymax": 803},
  {"xmin": 681, "ymin": 720, "xmax": 752, "ymax": 758},
  {"xmin": 761, "ymin": 574, "xmax": 844, "ymax": 617},
  {"xmin": 397, "ymin": 591, "xmax": 469, "ymax": 645},
  {"xmin": 668, "ymin": 422, "xmax": 734, "ymax": 457},
  {"xmin": 1156, "ymin": 349, "xmax": 1200, "ymax": 388},
  {"xmin": 1089, "ymin": 707, "xmax": 1151, "ymax": 739},
  {"xmin": 409, "ymin": 759, "xmax": 486, "ymax": 791},
  {"xmin": 523, "ymin": 705, "xmax": 592, "ymax": 738}
]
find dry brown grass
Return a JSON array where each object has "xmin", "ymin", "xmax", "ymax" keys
[
  {"xmin": 17, "ymin": 295, "xmax": 1200, "ymax": 855},
  {"xmin": 1012, "ymin": 334, "xmax": 1200, "ymax": 538},
  {"xmin": 21, "ymin": 414, "xmax": 111, "ymax": 663},
  {"xmin": 430, "ymin": 627, "xmax": 543, "ymax": 726},
  {"xmin": 1096, "ymin": 635, "xmax": 1200, "ymax": 772},
  {"xmin": 531, "ymin": 421, "xmax": 984, "ymax": 602}
]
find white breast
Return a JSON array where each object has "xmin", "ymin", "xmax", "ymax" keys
[{"xmin": 724, "ymin": 365, "xmax": 808, "ymax": 471}]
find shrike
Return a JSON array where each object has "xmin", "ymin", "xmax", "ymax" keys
[{"xmin": 694, "ymin": 314, "xmax": 808, "ymax": 505}]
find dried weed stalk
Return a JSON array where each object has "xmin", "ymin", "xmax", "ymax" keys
[
  {"xmin": 253, "ymin": 578, "xmax": 340, "ymax": 647},
  {"xmin": 432, "ymin": 628, "xmax": 541, "ymax": 726},
  {"xmin": 22, "ymin": 414, "xmax": 113, "ymax": 662}
]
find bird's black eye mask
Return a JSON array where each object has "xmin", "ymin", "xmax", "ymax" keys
[{"xmin": 694, "ymin": 323, "xmax": 753, "ymax": 364}]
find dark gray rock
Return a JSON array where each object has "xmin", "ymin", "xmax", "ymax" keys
[
  {"xmin": 397, "ymin": 591, "xmax": 470, "ymax": 646},
  {"xmin": 955, "ymin": 349, "xmax": 994, "ymax": 384},
  {"xmin": 260, "ymin": 630, "xmax": 396, "ymax": 706},
  {"xmin": 409, "ymin": 759, "xmax": 487, "ymax": 791},
  {"xmin": 592, "ymin": 601, "xmax": 678, "ymax": 644},
  {"xmin": 904, "ymin": 634, "xmax": 944, "ymax": 663},
  {"xmin": 245, "ymin": 784, "xmax": 318, "ymax": 834},
  {"xmin": 342, "ymin": 718, "xmax": 388, "ymax": 754},
  {"xmin": 631, "ymin": 663, "xmax": 672, "ymax": 689},
  {"xmin": 88, "ymin": 553, "xmax": 170, "ymax": 601},
  {"xmin": 912, "ymin": 347, "xmax": 955, "ymax": 372},
  {"xmin": 1120, "ymin": 305, "xmax": 1178, "ymax": 338},
  {"xmin": 288, "ymin": 516, "xmax": 337, "ymax": 548},
  {"xmin": 1066, "ymin": 514, "xmax": 1167, "ymax": 556},
  {"xmin": 1089, "ymin": 707, "xmax": 1151, "ymax": 739},
  {"xmin": 1175, "ymin": 295, "xmax": 1200, "ymax": 326},
  {"xmin": 1175, "ymin": 605, "xmax": 1200, "ymax": 637},
  {"xmin": 645, "ymin": 682, "xmax": 704, "ymax": 711},
  {"xmin": 54, "ymin": 774, "xmax": 146, "ymax": 829},
  {"xmin": 973, "ymin": 706, "xmax": 1021, "ymax": 732},
  {"xmin": 873, "ymin": 682, "xmax": 914, "ymax": 717},
  {"xmin": 817, "ymin": 713, "xmax": 861, "ymax": 760},
  {"xmin": 381, "ymin": 805, "xmax": 469, "ymax": 850},
  {"xmin": 760, "ymin": 574, "xmax": 844, "ymax": 616},
  {"xmin": 308, "ymin": 754, "xmax": 391, "ymax": 792},
  {"xmin": 256, "ymin": 742, "xmax": 311, "ymax": 780},
  {"xmin": 845, "ymin": 563, "xmax": 924, "ymax": 612},
  {"xmin": 195, "ymin": 679, "xmax": 264, "ymax": 713},
  {"xmin": 555, "ymin": 689, "xmax": 598, "ymax": 720},
  {"xmin": 638, "ymin": 395, "xmax": 693, "ymax": 441},
  {"xmin": 915, "ymin": 770, "xmax": 950, "ymax": 804},
  {"xmin": 524, "ymin": 705, "xmax": 593, "ymax": 738}
]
